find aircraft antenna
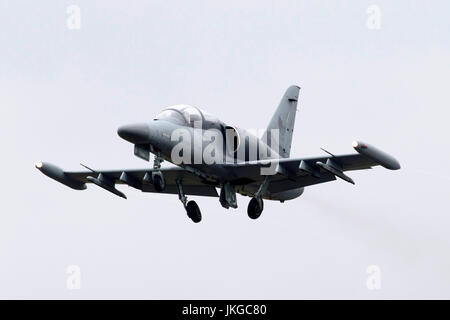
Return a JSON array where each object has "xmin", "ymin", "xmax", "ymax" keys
[
  {"xmin": 80, "ymin": 163, "xmax": 97, "ymax": 173},
  {"xmin": 320, "ymin": 147, "xmax": 337, "ymax": 158}
]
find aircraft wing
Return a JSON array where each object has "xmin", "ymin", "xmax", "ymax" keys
[
  {"xmin": 36, "ymin": 141, "xmax": 399, "ymax": 198},
  {"xmin": 35, "ymin": 162, "xmax": 218, "ymax": 198},
  {"xmin": 222, "ymin": 141, "xmax": 400, "ymax": 194}
]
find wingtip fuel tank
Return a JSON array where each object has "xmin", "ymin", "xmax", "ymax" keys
[
  {"xmin": 352, "ymin": 141, "xmax": 401, "ymax": 170},
  {"xmin": 35, "ymin": 161, "xmax": 87, "ymax": 190}
]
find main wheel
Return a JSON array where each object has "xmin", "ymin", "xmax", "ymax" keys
[
  {"xmin": 153, "ymin": 174, "xmax": 165, "ymax": 192},
  {"xmin": 247, "ymin": 198, "xmax": 263, "ymax": 220},
  {"xmin": 186, "ymin": 200, "xmax": 202, "ymax": 223}
]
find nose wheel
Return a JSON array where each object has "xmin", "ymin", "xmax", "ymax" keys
[
  {"xmin": 152, "ymin": 173, "xmax": 165, "ymax": 192},
  {"xmin": 247, "ymin": 198, "xmax": 264, "ymax": 220},
  {"xmin": 176, "ymin": 179, "xmax": 202, "ymax": 223}
]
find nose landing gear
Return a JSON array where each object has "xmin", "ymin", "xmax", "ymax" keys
[
  {"xmin": 152, "ymin": 153, "xmax": 166, "ymax": 192},
  {"xmin": 152, "ymin": 173, "xmax": 165, "ymax": 192},
  {"xmin": 176, "ymin": 179, "xmax": 202, "ymax": 223}
]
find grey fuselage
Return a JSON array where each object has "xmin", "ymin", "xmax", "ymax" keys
[{"xmin": 118, "ymin": 106, "xmax": 304, "ymax": 201}]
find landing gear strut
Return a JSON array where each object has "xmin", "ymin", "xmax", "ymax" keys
[
  {"xmin": 176, "ymin": 179, "xmax": 201, "ymax": 223},
  {"xmin": 152, "ymin": 153, "xmax": 165, "ymax": 192}
]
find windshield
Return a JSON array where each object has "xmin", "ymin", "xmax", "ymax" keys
[
  {"xmin": 155, "ymin": 105, "xmax": 204, "ymax": 127},
  {"xmin": 155, "ymin": 109, "xmax": 187, "ymax": 125},
  {"xmin": 155, "ymin": 105, "xmax": 223, "ymax": 129}
]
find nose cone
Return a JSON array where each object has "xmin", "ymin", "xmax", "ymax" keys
[{"xmin": 117, "ymin": 123, "xmax": 150, "ymax": 144}]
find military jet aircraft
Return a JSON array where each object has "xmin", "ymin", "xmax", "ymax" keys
[{"xmin": 36, "ymin": 85, "xmax": 400, "ymax": 223}]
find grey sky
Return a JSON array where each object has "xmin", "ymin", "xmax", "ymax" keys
[{"xmin": 1, "ymin": 0, "xmax": 450, "ymax": 298}]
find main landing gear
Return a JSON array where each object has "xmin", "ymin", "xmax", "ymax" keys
[
  {"xmin": 247, "ymin": 176, "xmax": 270, "ymax": 220},
  {"xmin": 176, "ymin": 179, "xmax": 201, "ymax": 223},
  {"xmin": 186, "ymin": 200, "xmax": 202, "ymax": 223},
  {"xmin": 247, "ymin": 197, "xmax": 263, "ymax": 219}
]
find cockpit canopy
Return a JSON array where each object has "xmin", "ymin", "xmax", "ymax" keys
[{"xmin": 155, "ymin": 104, "xmax": 223, "ymax": 130}]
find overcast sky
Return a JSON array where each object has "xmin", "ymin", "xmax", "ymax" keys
[{"xmin": 1, "ymin": 0, "xmax": 450, "ymax": 299}]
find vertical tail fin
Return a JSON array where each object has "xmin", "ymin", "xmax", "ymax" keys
[{"xmin": 261, "ymin": 85, "xmax": 300, "ymax": 158}]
